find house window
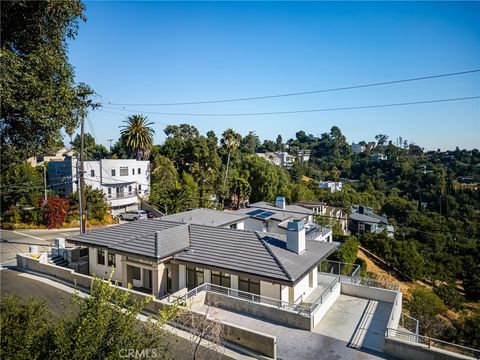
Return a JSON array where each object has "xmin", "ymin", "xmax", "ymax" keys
[
  {"xmin": 211, "ymin": 271, "xmax": 231, "ymax": 288},
  {"xmin": 90, "ymin": 170, "xmax": 95, "ymax": 177},
  {"xmin": 131, "ymin": 266, "xmax": 141, "ymax": 280},
  {"xmin": 138, "ymin": 168, "xmax": 141, "ymax": 174},
  {"xmin": 138, "ymin": 185, "xmax": 142, "ymax": 191},
  {"xmin": 120, "ymin": 167, "xmax": 128, "ymax": 176},
  {"xmin": 128, "ymin": 185, "xmax": 132, "ymax": 194},
  {"xmin": 108, "ymin": 188, "xmax": 111, "ymax": 196},
  {"xmin": 108, "ymin": 252, "xmax": 116, "ymax": 267},
  {"xmin": 230, "ymin": 223, "xmax": 237, "ymax": 229},
  {"xmin": 166, "ymin": 265, "xmax": 172, "ymax": 294},
  {"xmin": 239, "ymin": 277, "xmax": 260, "ymax": 295},
  {"xmin": 187, "ymin": 267, "xmax": 204, "ymax": 290},
  {"xmin": 132, "ymin": 168, "xmax": 135, "ymax": 175},
  {"xmin": 111, "ymin": 169, "xmax": 116, "ymax": 176},
  {"xmin": 97, "ymin": 249, "xmax": 105, "ymax": 265}
]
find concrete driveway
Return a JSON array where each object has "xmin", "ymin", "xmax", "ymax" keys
[{"xmin": 194, "ymin": 303, "xmax": 393, "ymax": 360}]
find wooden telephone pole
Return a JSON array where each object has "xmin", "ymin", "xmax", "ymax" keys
[{"xmin": 75, "ymin": 83, "xmax": 100, "ymax": 235}]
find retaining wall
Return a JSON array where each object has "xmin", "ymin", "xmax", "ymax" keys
[
  {"xmin": 205, "ymin": 291, "xmax": 311, "ymax": 330},
  {"xmin": 385, "ymin": 338, "xmax": 475, "ymax": 360}
]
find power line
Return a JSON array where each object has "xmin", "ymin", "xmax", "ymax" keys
[
  {"xmin": 103, "ymin": 95, "xmax": 480, "ymax": 117},
  {"xmin": 105, "ymin": 69, "xmax": 480, "ymax": 106}
]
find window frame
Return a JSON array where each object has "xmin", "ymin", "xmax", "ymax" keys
[
  {"xmin": 107, "ymin": 252, "xmax": 116, "ymax": 267},
  {"xmin": 97, "ymin": 249, "xmax": 105, "ymax": 265},
  {"xmin": 119, "ymin": 167, "xmax": 128, "ymax": 176},
  {"xmin": 111, "ymin": 169, "xmax": 116, "ymax": 176}
]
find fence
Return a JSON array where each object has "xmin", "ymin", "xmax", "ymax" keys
[
  {"xmin": 339, "ymin": 275, "xmax": 399, "ymax": 291},
  {"xmin": 310, "ymin": 276, "xmax": 339, "ymax": 312},
  {"xmin": 400, "ymin": 313, "xmax": 419, "ymax": 335},
  {"xmin": 319, "ymin": 260, "xmax": 361, "ymax": 278},
  {"xmin": 385, "ymin": 328, "xmax": 480, "ymax": 359},
  {"xmin": 181, "ymin": 283, "xmax": 312, "ymax": 316}
]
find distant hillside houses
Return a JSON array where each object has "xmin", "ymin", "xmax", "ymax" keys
[
  {"xmin": 349, "ymin": 205, "xmax": 394, "ymax": 237},
  {"xmin": 256, "ymin": 150, "xmax": 311, "ymax": 168},
  {"xmin": 319, "ymin": 181, "xmax": 343, "ymax": 193},
  {"xmin": 351, "ymin": 143, "xmax": 365, "ymax": 154}
]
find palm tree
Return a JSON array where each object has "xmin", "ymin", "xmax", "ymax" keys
[
  {"xmin": 120, "ymin": 115, "xmax": 155, "ymax": 160},
  {"xmin": 221, "ymin": 129, "xmax": 241, "ymax": 187}
]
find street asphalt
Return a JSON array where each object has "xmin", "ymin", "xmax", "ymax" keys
[{"xmin": 0, "ymin": 228, "xmax": 82, "ymax": 266}]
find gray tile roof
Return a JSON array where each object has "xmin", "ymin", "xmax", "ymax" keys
[
  {"xmin": 260, "ymin": 233, "xmax": 337, "ymax": 281},
  {"xmin": 68, "ymin": 218, "xmax": 337, "ymax": 284},
  {"xmin": 176, "ymin": 225, "xmax": 290, "ymax": 282},
  {"xmin": 68, "ymin": 220, "xmax": 189, "ymax": 259},
  {"xmin": 349, "ymin": 212, "xmax": 382, "ymax": 224},
  {"xmin": 160, "ymin": 208, "xmax": 248, "ymax": 227}
]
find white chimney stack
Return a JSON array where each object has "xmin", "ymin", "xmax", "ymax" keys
[
  {"xmin": 275, "ymin": 196, "xmax": 286, "ymax": 210},
  {"xmin": 286, "ymin": 220, "xmax": 306, "ymax": 254}
]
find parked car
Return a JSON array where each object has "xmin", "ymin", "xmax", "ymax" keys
[{"xmin": 118, "ymin": 210, "xmax": 148, "ymax": 221}]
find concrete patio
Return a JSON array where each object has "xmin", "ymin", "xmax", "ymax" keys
[
  {"xmin": 314, "ymin": 294, "xmax": 393, "ymax": 352},
  {"xmin": 194, "ymin": 303, "xmax": 393, "ymax": 360}
]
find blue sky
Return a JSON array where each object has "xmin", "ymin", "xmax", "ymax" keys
[{"xmin": 68, "ymin": 1, "xmax": 480, "ymax": 150}]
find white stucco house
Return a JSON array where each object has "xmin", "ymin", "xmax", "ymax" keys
[
  {"xmin": 319, "ymin": 181, "xmax": 343, "ymax": 193},
  {"xmin": 68, "ymin": 217, "xmax": 337, "ymax": 301},
  {"xmin": 48, "ymin": 157, "xmax": 150, "ymax": 216},
  {"xmin": 236, "ymin": 197, "xmax": 333, "ymax": 243}
]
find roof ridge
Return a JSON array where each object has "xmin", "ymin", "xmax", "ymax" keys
[{"xmin": 254, "ymin": 231, "xmax": 293, "ymax": 281}]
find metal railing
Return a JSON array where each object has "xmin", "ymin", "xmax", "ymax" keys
[
  {"xmin": 179, "ymin": 283, "xmax": 312, "ymax": 316},
  {"xmin": 400, "ymin": 313, "xmax": 419, "ymax": 335},
  {"xmin": 339, "ymin": 275, "xmax": 399, "ymax": 291},
  {"xmin": 385, "ymin": 328, "xmax": 480, "ymax": 359},
  {"xmin": 319, "ymin": 260, "xmax": 361, "ymax": 278},
  {"xmin": 306, "ymin": 225, "xmax": 332, "ymax": 240},
  {"xmin": 310, "ymin": 276, "xmax": 339, "ymax": 312}
]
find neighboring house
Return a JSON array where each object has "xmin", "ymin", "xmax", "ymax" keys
[
  {"xmin": 276, "ymin": 151, "xmax": 296, "ymax": 168},
  {"xmin": 237, "ymin": 197, "xmax": 333, "ymax": 242},
  {"xmin": 48, "ymin": 157, "xmax": 150, "ymax": 216},
  {"xmin": 297, "ymin": 149, "xmax": 311, "ymax": 164},
  {"xmin": 256, "ymin": 152, "xmax": 281, "ymax": 166},
  {"xmin": 319, "ymin": 181, "xmax": 343, "ymax": 193},
  {"xmin": 370, "ymin": 153, "xmax": 387, "ymax": 162},
  {"xmin": 296, "ymin": 201, "xmax": 348, "ymax": 235},
  {"xmin": 256, "ymin": 151, "xmax": 296, "ymax": 168},
  {"xmin": 68, "ymin": 218, "xmax": 337, "ymax": 301},
  {"xmin": 351, "ymin": 143, "xmax": 365, "ymax": 154},
  {"xmin": 27, "ymin": 147, "xmax": 74, "ymax": 167},
  {"xmin": 349, "ymin": 205, "xmax": 394, "ymax": 237},
  {"xmin": 160, "ymin": 208, "xmax": 248, "ymax": 229}
]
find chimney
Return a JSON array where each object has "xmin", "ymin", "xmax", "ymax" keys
[
  {"xmin": 359, "ymin": 205, "xmax": 365, "ymax": 214},
  {"xmin": 154, "ymin": 231, "xmax": 160, "ymax": 258},
  {"xmin": 275, "ymin": 196, "xmax": 286, "ymax": 210},
  {"xmin": 286, "ymin": 220, "xmax": 306, "ymax": 254}
]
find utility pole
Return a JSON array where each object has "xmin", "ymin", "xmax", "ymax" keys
[
  {"xmin": 77, "ymin": 159, "xmax": 83, "ymax": 234},
  {"xmin": 79, "ymin": 112, "xmax": 86, "ymax": 234},
  {"xmin": 107, "ymin": 138, "xmax": 113, "ymax": 154},
  {"xmin": 43, "ymin": 165, "xmax": 48, "ymax": 205}
]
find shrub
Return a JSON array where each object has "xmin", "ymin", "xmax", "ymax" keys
[{"xmin": 433, "ymin": 283, "xmax": 465, "ymax": 311}]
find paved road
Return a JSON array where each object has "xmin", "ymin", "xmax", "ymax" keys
[
  {"xmin": 0, "ymin": 228, "xmax": 82, "ymax": 266},
  {"xmin": 0, "ymin": 268, "xmax": 78, "ymax": 315}
]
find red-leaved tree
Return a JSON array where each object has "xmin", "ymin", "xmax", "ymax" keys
[{"xmin": 45, "ymin": 197, "xmax": 70, "ymax": 229}]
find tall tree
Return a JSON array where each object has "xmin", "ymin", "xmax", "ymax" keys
[
  {"xmin": 276, "ymin": 134, "xmax": 284, "ymax": 151},
  {"xmin": 221, "ymin": 129, "xmax": 241, "ymax": 188},
  {"xmin": 1, "ymin": 0, "xmax": 88, "ymax": 167},
  {"xmin": 71, "ymin": 133, "xmax": 108, "ymax": 160},
  {"xmin": 375, "ymin": 134, "xmax": 389, "ymax": 148},
  {"xmin": 120, "ymin": 115, "xmax": 155, "ymax": 160}
]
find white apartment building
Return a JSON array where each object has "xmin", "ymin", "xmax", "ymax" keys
[
  {"xmin": 48, "ymin": 157, "xmax": 150, "ymax": 216},
  {"xmin": 319, "ymin": 181, "xmax": 343, "ymax": 193},
  {"xmin": 351, "ymin": 143, "xmax": 365, "ymax": 154}
]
